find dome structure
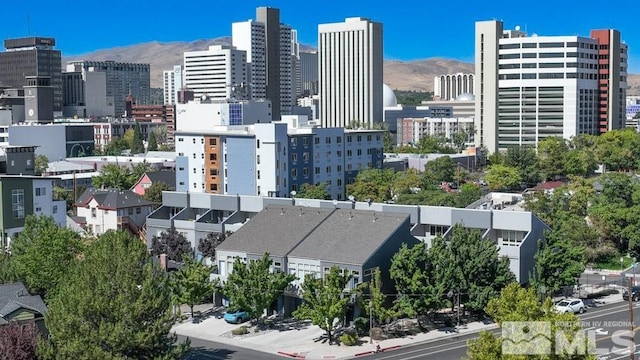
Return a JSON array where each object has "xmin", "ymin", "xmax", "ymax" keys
[
  {"xmin": 455, "ymin": 93, "xmax": 475, "ymax": 101},
  {"xmin": 383, "ymin": 84, "xmax": 398, "ymax": 107}
]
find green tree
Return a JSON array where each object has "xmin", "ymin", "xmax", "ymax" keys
[
  {"xmin": 100, "ymin": 137, "xmax": 129, "ymax": 156},
  {"xmin": 390, "ymin": 169, "xmax": 422, "ymax": 198},
  {"xmin": 148, "ymin": 131, "xmax": 159, "ymax": 151},
  {"xmin": 0, "ymin": 251, "xmax": 20, "ymax": 284},
  {"xmin": 346, "ymin": 168, "xmax": 396, "ymax": 203},
  {"xmin": 417, "ymin": 135, "xmax": 454, "ymax": 154},
  {"xmin": 39, "ymin": 230, "xmax": 189, "ymax": 359},
  {"xmin": 198, "ymin": 231, "xmax": 231, "ymax": 260},
  {"xmin": 532, "ymin": 230, "xmax": 586, "ymax": 296},
  {"xmin": 143, "ymin": 181, "xmax": 170, "ymax": 205},
  {"xmin": 10, "ymin": 215, "xmax": 83, "ymax": 298},
  {"xmin": 172, "ymin": 256, "xmax": 217, "ymax": 318},
  {"xmin": 537, "ymin": 137, "xmax": 568, "ymax": 180},
  {"xmin": 93, "ymin": 163, "xmax": 135, "ymax": 190},
  {"xmin": 131, "ymin": 161, "xmax": 153, "ymax": 183},
  {"xmin": 131, "ymin": 121, "xmax": 145, "ymax": 153},
  {"xmin": 223, "ymin": 253, "xmax": 296, "ymax": 323},
  {"xmin": 365, "ymin": 268, "xmax": 396, "ymax": 330},
  {"xmin": 394, "ymin": 90, "xmax": 432, "ymax": 105},
  {"xmin": 423, "ymin": 156, "xmax": 456, "ymax": 186},
  {"xmin": 484, "ymin": 164, "xmax": 522, "ymax": 191},
  {"xmin": 34, "ymin": 154, "xmax": 49, "ymax": 176},
  {"xmin": 295, "ymin": 183, "xmax": 330, "ymax": 200},
  {"xmin": 593, "ymin": 128, "xmax": 640, "ymax": 172},
  {"xmin": 122, "ymin": 129, "xmax": 136, "ymax": 150},
  {"xmin": 390, "ymin": 242, "xmax": 445, "ymax": 318},
  {"xmin": 150, "ymin": 226, "xmax": 193, "ymax": 262},
  {"xmin": 293, "ymin": 266, "xmax": 353, "ymax": 344},
  {"xmin": 152, "ymin": 125, "xmax": 169, "ymax": 146},
  {"xmin": 504, "ymin": 146, "xmax": 540, "ymax": 186},
  {"xmin": 467, "ymin": 283, "xmax": 595, "ymax": 360},
  {"xmin": 383, "ymin": 130, "xmax": 395, "ymax": 153}
]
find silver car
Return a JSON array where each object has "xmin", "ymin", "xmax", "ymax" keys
[{"xmin": 555, "ymin": 299, "xmax": 586, "ymax": 314}]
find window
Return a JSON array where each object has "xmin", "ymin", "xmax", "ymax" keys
[
  {"xmin": 367, "ymin": 135, "xmax": 372, "ymax": 142},
  {"xmin": 325, "ymin": 137, "xmax": 331, "ymax": 144},
  {"xmin": 178, "ymin": 137, "xmax": 184, "ymax": 142},
  {"xmin": 53, "ymin": 205, "xmax": 58, "ymax": 214},
  {"xmin": 337, "ymin": 165, "xmax": 342, "ymax": 172},
  {"xmin": 257, "ymin": 170, "xmax": 261, "ymax": 179},
  {"xmin": 91, "ymin": 207, "xmax": 97, "ymax": 218},
  {"xmin": 35, "ymin": 207, "xmax": 41, "ymax": 212},
  {"xmin": 357, "ymin": 149, "xmax": 362, "ymax": 156},
  {"xmin": 257, "ymin": 155, "xmax": 260, "ymax": 164},
  {"xmin": 326, "ymin": 166, "xmax": 331, "ymax": 173},
  {"xmin": 35, "ymin": 187, "xmax": 46, "ymax": 196},
  {"xmin": 347, "ymin": 150, "xmax": 352, "ymax": 157},
  {"xmin": 357, "ymin": 135, "xmax": 362, "ymax": 142},
  {"xmin": 291, "ymin": 153, "xmax": 297, "ymax": 162},
  {"xmin": 128, "ymin": 208, "xmax": 133, "ymax": 215},
  {"xmin": 303, "ymin": 137, "xmax": 309, "ymax": 145},
  {"xmin": 291, "ymin": 168, "xmax": 297, "ymax": 177},
  {"xmin": 303, "ymin": 167, "xmax": 309, "ymax": 176},
  {"xmin": 193, "ymin": 138, "xmax": 196, "ymax": 144},
  {"xmin": 347, "ymin": 136, "xmax": 352, "ymax": 143},
  {"xmin": 291, "ymin": 138, "xmax": 297, "ymax": 146},
  {"xmin": 136, "ymin": 207, "xmax": 141, "ymax": 214},
  {"xmin": 314, "ymin": 137, "xmax": 320, "ymax": 145},
  {"xmin": 303, "ymin": 152, "xmax": 309, "ymax": 161},
  {"xmin": 209, "ymin": 138, "xmax": 217, "ymax": 146},
  {"xmin": 256, "ymin": 140, "xmax": 260, "ymax": 148},
  {"xmin": 337, "ymin": 151, "xmax": 342, "ymax": 157},
  {"xmin": 315, "ymin": 167, "xmax": 320, "ymax": 175},
  {"xmin": 337, "ymin": 136, "xmax": 342, "ymax": 143},
  {"xmin": 337, "ymin": 179, "xmax": 342, "ymax": 186}
]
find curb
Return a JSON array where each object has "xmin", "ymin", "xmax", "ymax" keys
[
  {"xmin": 354, "ymin": 345, "xmax": 402, "ymax": 357},
  {"xmin": 277, "ymin": 351, "xmax": 306, "ymax": 359}
]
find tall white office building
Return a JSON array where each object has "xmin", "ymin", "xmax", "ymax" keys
[
  {"xmin": 232, "ymin": 7, "xmax": 293, "ymax": 120},
  {"xmin": 183, "ymin": 45, "xmax": 247, "ymax": 101},
  {"xmin": 163, "ymin": 65, "xmax": 183, "ymax": 105},
  {"xmin": 434, "ymin": 73, "xmax": 474, "ymax": 100},
  {"xmin": 318, "ymin": 17, "xmax": 383, "ymax": 128},
  {"xmin": 475, "ymin": 20, "xmax": 627, "ymax": 153}
]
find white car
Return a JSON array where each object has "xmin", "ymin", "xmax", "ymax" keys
[{"xmin": 555, "ymin": 299, "xmax": 586, "ymax": 314}]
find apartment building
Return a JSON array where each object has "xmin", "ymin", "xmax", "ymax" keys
[{"xmin": 183, "ymin": 45, "xmax": 247, "ymax": 101}]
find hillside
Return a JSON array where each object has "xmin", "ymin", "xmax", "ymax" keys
[{"xmin": 62, "ymin": 38, "xmax": 640, "ymax": 94}]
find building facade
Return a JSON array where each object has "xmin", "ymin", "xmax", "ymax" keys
[
  {"xmin": 0, "ymin": 37, "xmax": 62, "ymax": 112},
  {"xmin": 318, "ymin": 17, "xmax": 383, "ymax": 128},
  {"xmin": 400, "ymin": 117, "xmax": 475, "ymax": 146},
  {"xmin": 300, "ymin": 52, "xmax": 319, "ymax": 96},
  {"xmin": 66, "ymin": 61, "xmax": 151, "ymax": 118},
  {"xmin": 8, "ymin": 123, "xmax": 94, "ymax": 159},
  {"xmin": 434, "ymin": 73, "xmax": 475, "ymax": 101},
  {"xmin": 62, "ymin": 65, "xmax": 114, "ymax": 118},
  {"xmin": 232, "ymin": 7, "xmax": 293, "ymax": 120},
  {"xmin": 183, "ymin": 46, "xmax": 247, "ymax": 102},
  {"xmin": 474, "ymin": 21, "xmax": 627, "ymax": 152},
  {"xmin": 163, "ymin": 65, "xmax": 183, "ymax": 105}
]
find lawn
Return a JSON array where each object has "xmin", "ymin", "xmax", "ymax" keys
[{"xmin": 592, "ymin": 255, "xmax": 635, "ymax": 271}]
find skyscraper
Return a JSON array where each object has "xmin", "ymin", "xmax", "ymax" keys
[
  {"xmin": 232, "ymin": 7, "xmax": 293, "ymax": 120},
  {"xmin": 0, "ymin": 37, "xmax": 62, "ymax": 112},
  {"xmin": 183, "ymin": 45, "xmax": 247, "ymax": 101},
  {"xmin": 474, "ymin": 20, "xmax": 627, "ymax": 153},
  {"xmin": 318, "ymin": 17, "xmax": 383, "ymax": 128},
  {"xmin": 434, "ymin": 73, "xmax": 475, "ymax": 100},
  {"xmin": 163, "ymin": 65, "xmax": 183, "ymax": 105}
]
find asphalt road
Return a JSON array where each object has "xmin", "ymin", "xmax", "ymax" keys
[
  {"xmin": 179, "ymin": 335, "xmax": 280, "ymax": 360},
  {"xmin": 363, "ymin": 302, "xmax": 640, "ymax": 360}
]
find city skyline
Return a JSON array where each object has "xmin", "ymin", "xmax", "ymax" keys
[{"xmin": 4, "ymin": 1, "xmax": 639, "ymax": 73}]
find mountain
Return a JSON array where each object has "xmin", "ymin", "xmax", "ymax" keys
[{"xmin": 62, "ymin": 38, "xmax": 640, "ymax": 94}]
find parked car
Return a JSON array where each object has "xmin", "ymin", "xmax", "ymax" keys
[
  {"xmin": 223, "ymin": 308, "xmax": 248, "ymax": 324},
  {"xmin": 622, "ymin": 286, "xmax": 640, "ymax": 301},
  {"xmin": 555, "ymin": 298, "xmax": 586, "ymax": 314}
]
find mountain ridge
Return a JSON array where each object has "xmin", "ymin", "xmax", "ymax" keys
[{"xmin": 62, "ymin": 37, "xmax": 640, "ymax": 94}]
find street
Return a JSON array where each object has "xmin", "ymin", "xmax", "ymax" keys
[
  {"xmin": 364, "ymin": 302, "xmax": 640, "ymax": 360},
  {"xmin": 179, "ymin": 335, "xmax": 280, "ymax": 360}
]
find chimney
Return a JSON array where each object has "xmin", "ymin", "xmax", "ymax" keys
[{"xmin": 160, "ymin": 253, "xmax": 167, "ymax": 271}]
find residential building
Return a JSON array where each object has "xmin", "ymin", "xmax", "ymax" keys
[
  {"xmin": 474, "ymin": 21, "xmax": 627, "ymax": 152},
  {"xmin": 174, "ymin": 122, "xmax": 383, "ymax": 200},
  {"xmin": 183, "ymin": 45, "xmax": 247, "ymax": 101},
  {"xmin": 400, "ymin": 117, "xmax": 475, "ymax": 146},
  {"xmin": 0, "ymin": 282, "xmax": 47, "ymax": 334},
  {"xmin": 131, "ymin": 170, "xmax": 176, "ymax": 196},
  {"xmin": 383, "ymin": 151, "xmax": 481, "ymax": 173},
  {"xmin": 66, "ymin": 152, "xmax": 175, "ymax": 172},
  {"xmin": 62, "ymin": 64, "xmax": 114, "ymax": 118},
  {"xmin": 232, "ymin": 7, "xmax": 293, "ymax": 120},
  {"xmin": 44, "ymin": 160, "xmax": 98, "ymax": 191},
  {"xmin": 175, "ymin": 99, "xmax": 272, "ymax": 133},
  {"xmin": 90, "ymin": 120, "xmax": 167, "ymax": 151},
  {"xmin": 66, "ymin": 61, "xmax": 151, "ymax": 118},
  {"xmin": 319, "ymin": 17, "xmax": 383, "ymax": 128},
  {"xmin": 163, "ymin": 65, "xmax": 183, "ymax": 105},
  {"xmin": 74, "ymin": 188, "xmax": 154, "ymax": 236},
  {"xmin": 434, "ymin": 73, "xmax": 475, "ymax": 100},
  {"xmin": 0, "ymin": 37, "xmax": 62, "ymax": 112},
  {"xmin": 146, "ymin": 192, "xmax": 547, "ymax": 290}
]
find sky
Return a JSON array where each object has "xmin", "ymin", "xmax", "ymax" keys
[{"xmin": 3, "ymin": 0, "xmax": 639, "ymax": 72}]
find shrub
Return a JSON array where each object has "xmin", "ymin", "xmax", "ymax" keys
[
  {"xmin": 586, "ymin": 288, "xmax": 619, "ymax": 299},
  {"xmin": 231, "ymin": 326, "xmax": 249, "ymax": 336},
  {"xmin": 339, "ymin": 332, "xmax": 358, "ymax": 346}
]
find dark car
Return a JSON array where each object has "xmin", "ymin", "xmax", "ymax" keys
[{"xmin": 622, "ymin": 286, "xmax": 640, "ymax": 301}]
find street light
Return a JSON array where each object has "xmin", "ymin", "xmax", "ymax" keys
[{"xmin": 447, "ymin": 289, "xmax": 460, "ymax": 328}]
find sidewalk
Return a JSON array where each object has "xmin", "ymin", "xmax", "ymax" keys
[{"xmin": 173, "ymin": 292, "xmax": 625, "ymax": 360}]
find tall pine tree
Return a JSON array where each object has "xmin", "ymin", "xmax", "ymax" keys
[{"xmin": 131, "ymin": 121, "xmax": 145, "ymax": 154}]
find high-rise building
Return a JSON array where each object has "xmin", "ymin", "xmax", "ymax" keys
[
  {"xmin": 475, "ymin": 20, "xmax": 627, "ymax": 153},
  {"xmin": 163, "ymin": 65, "xmax": 183, "ymax": 105},
  {"xmin": 232, "ymin": 7, "xmax": 293, "ymax": 120},
  {"xmin": 183, "ymin": 45, "xmax": 247, "ymax": 101},
  {"xmin": 318, "ymin": 17, "xmax": 383, "ymax": 128},
  {"xmin": 300, "ymin": 52, "xmax": 319, "ymax": 96},
  {"xmin": 434, "ymin": 73, "xmax": 475, "ymax": 100},
  {"xmin": 0, "ymin": 37, "xmax": 62, "ymax": 112},
  {"xmin": 66, "ymin": 60, "xmax": 151, "ymax": 118},
  {"xmin": 62, "ymin": 65, "xmax": 114, "ymax": 118}
]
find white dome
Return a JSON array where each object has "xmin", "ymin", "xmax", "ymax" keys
[
  {"xmin": 455, "ymin": 93, "xmax": 475, "ymax": 101},
  {"xmin": 383, "ymin": 84, "xmax": 398, "ymax": 107}
]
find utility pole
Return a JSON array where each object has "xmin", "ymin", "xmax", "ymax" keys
[
  {"xmin": 369, "ymin": 299, "xmax": 373, "ymax": 344},
  {"xmin": 628, "ymin": 277, "xmax": 635, "ymax": 360}
]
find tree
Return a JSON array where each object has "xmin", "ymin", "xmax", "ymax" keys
[
  {"xmin": 295, "ymin": 183, "xmax": 330, "ymax": 200},
  {"xmin": 34, "ymin": 155, "xmax": 49, "ymax": 176},
  {"xmin": 150, "ymin": 226, "xmax": 193, "ymax": 262},
  {"xmin": 365, "ymin": 268, "xmax": 396, "ymax": 330},
  {"xmin": 152, "ymin": 125, "xmax": 169, "ymax": 146},
  {"xmin": 0, "ymin": 251, "xmax": 20, "ymax": 284},
  {"xmin": 131, "ymin": 121, "xmax": 145, "ymax": 154},
  {"xmin": 423, "ymin": 156, "xmax": 456, "ymax": 186},
  {"xmin": 484, "ymin": 164, "xmax": 522, "ymax": 191},
  {"xmin": 223, "ymin": 253, "xmax": 296, "ymax": 323},
  {"xmin": 10, "ymin": 215, "xmax": 83, "ymax": 298},
  {"xmin": 0, "ymin": 321, "xmax": 39, "ymax": 360},
  {"xmin": 39, "ymin": 230, "xmax": 189, "ymax": 359},
  {"xmin": 101, "ymin": 137, "xmax": 129, "ymax": 156},
  {"xmin": 537, "ymin": 137, "xmax": 568, "ymax": 180},
  {"xmin": 417, "ymin": 134, "xmax": 454, "ymax": 154},
  {"xmin": 122, "ymin": 129, "xmax": 136, "ymax": 150},
  {"xmin": 172, "ymin": 256, "xmax": 217, "ymax": 318},
  {"xmin": 346, "ymin": 168, "xmax": 396, "ymax": 203},
  {"xmin": 293, "ymin": 266, "xmax": 353, "ymax": 344},
  {"xmin": 148, "ymin": 131, "xmax": 158, "ymax": 151},
  {"xmin": 532, "ymin": 230, "xmax": 586, "ymax": 296},
  {"xmin": 143, "ymin": 181, "xmax": 170, "ymax": 205},
  {"xmin": 504, "ymin": 146, "xmax": 540, "ymax": 186},
  {"xmin": 92, "ymin": 163, "xmax": 135, "ymax": 190},
  {"xmin": 198, "ymin": 231, "xmax": 231, "ymax": 259},
  {"xmin": 467, "ymin": 283, "xmax": 594, "ymax": 359}
]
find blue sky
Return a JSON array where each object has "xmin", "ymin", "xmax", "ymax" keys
[{"xmin": 3, "ymin": 0, "xmax": 639, "ymax": 72}]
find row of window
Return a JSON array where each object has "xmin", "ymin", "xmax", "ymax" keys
[
  {"xmin": 499, "ymin": 42, "xmax": 604, "ymax": 50},
  {"xmin": 499, "ymin": 72, "xmax": 605, "ymax": 80}
]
